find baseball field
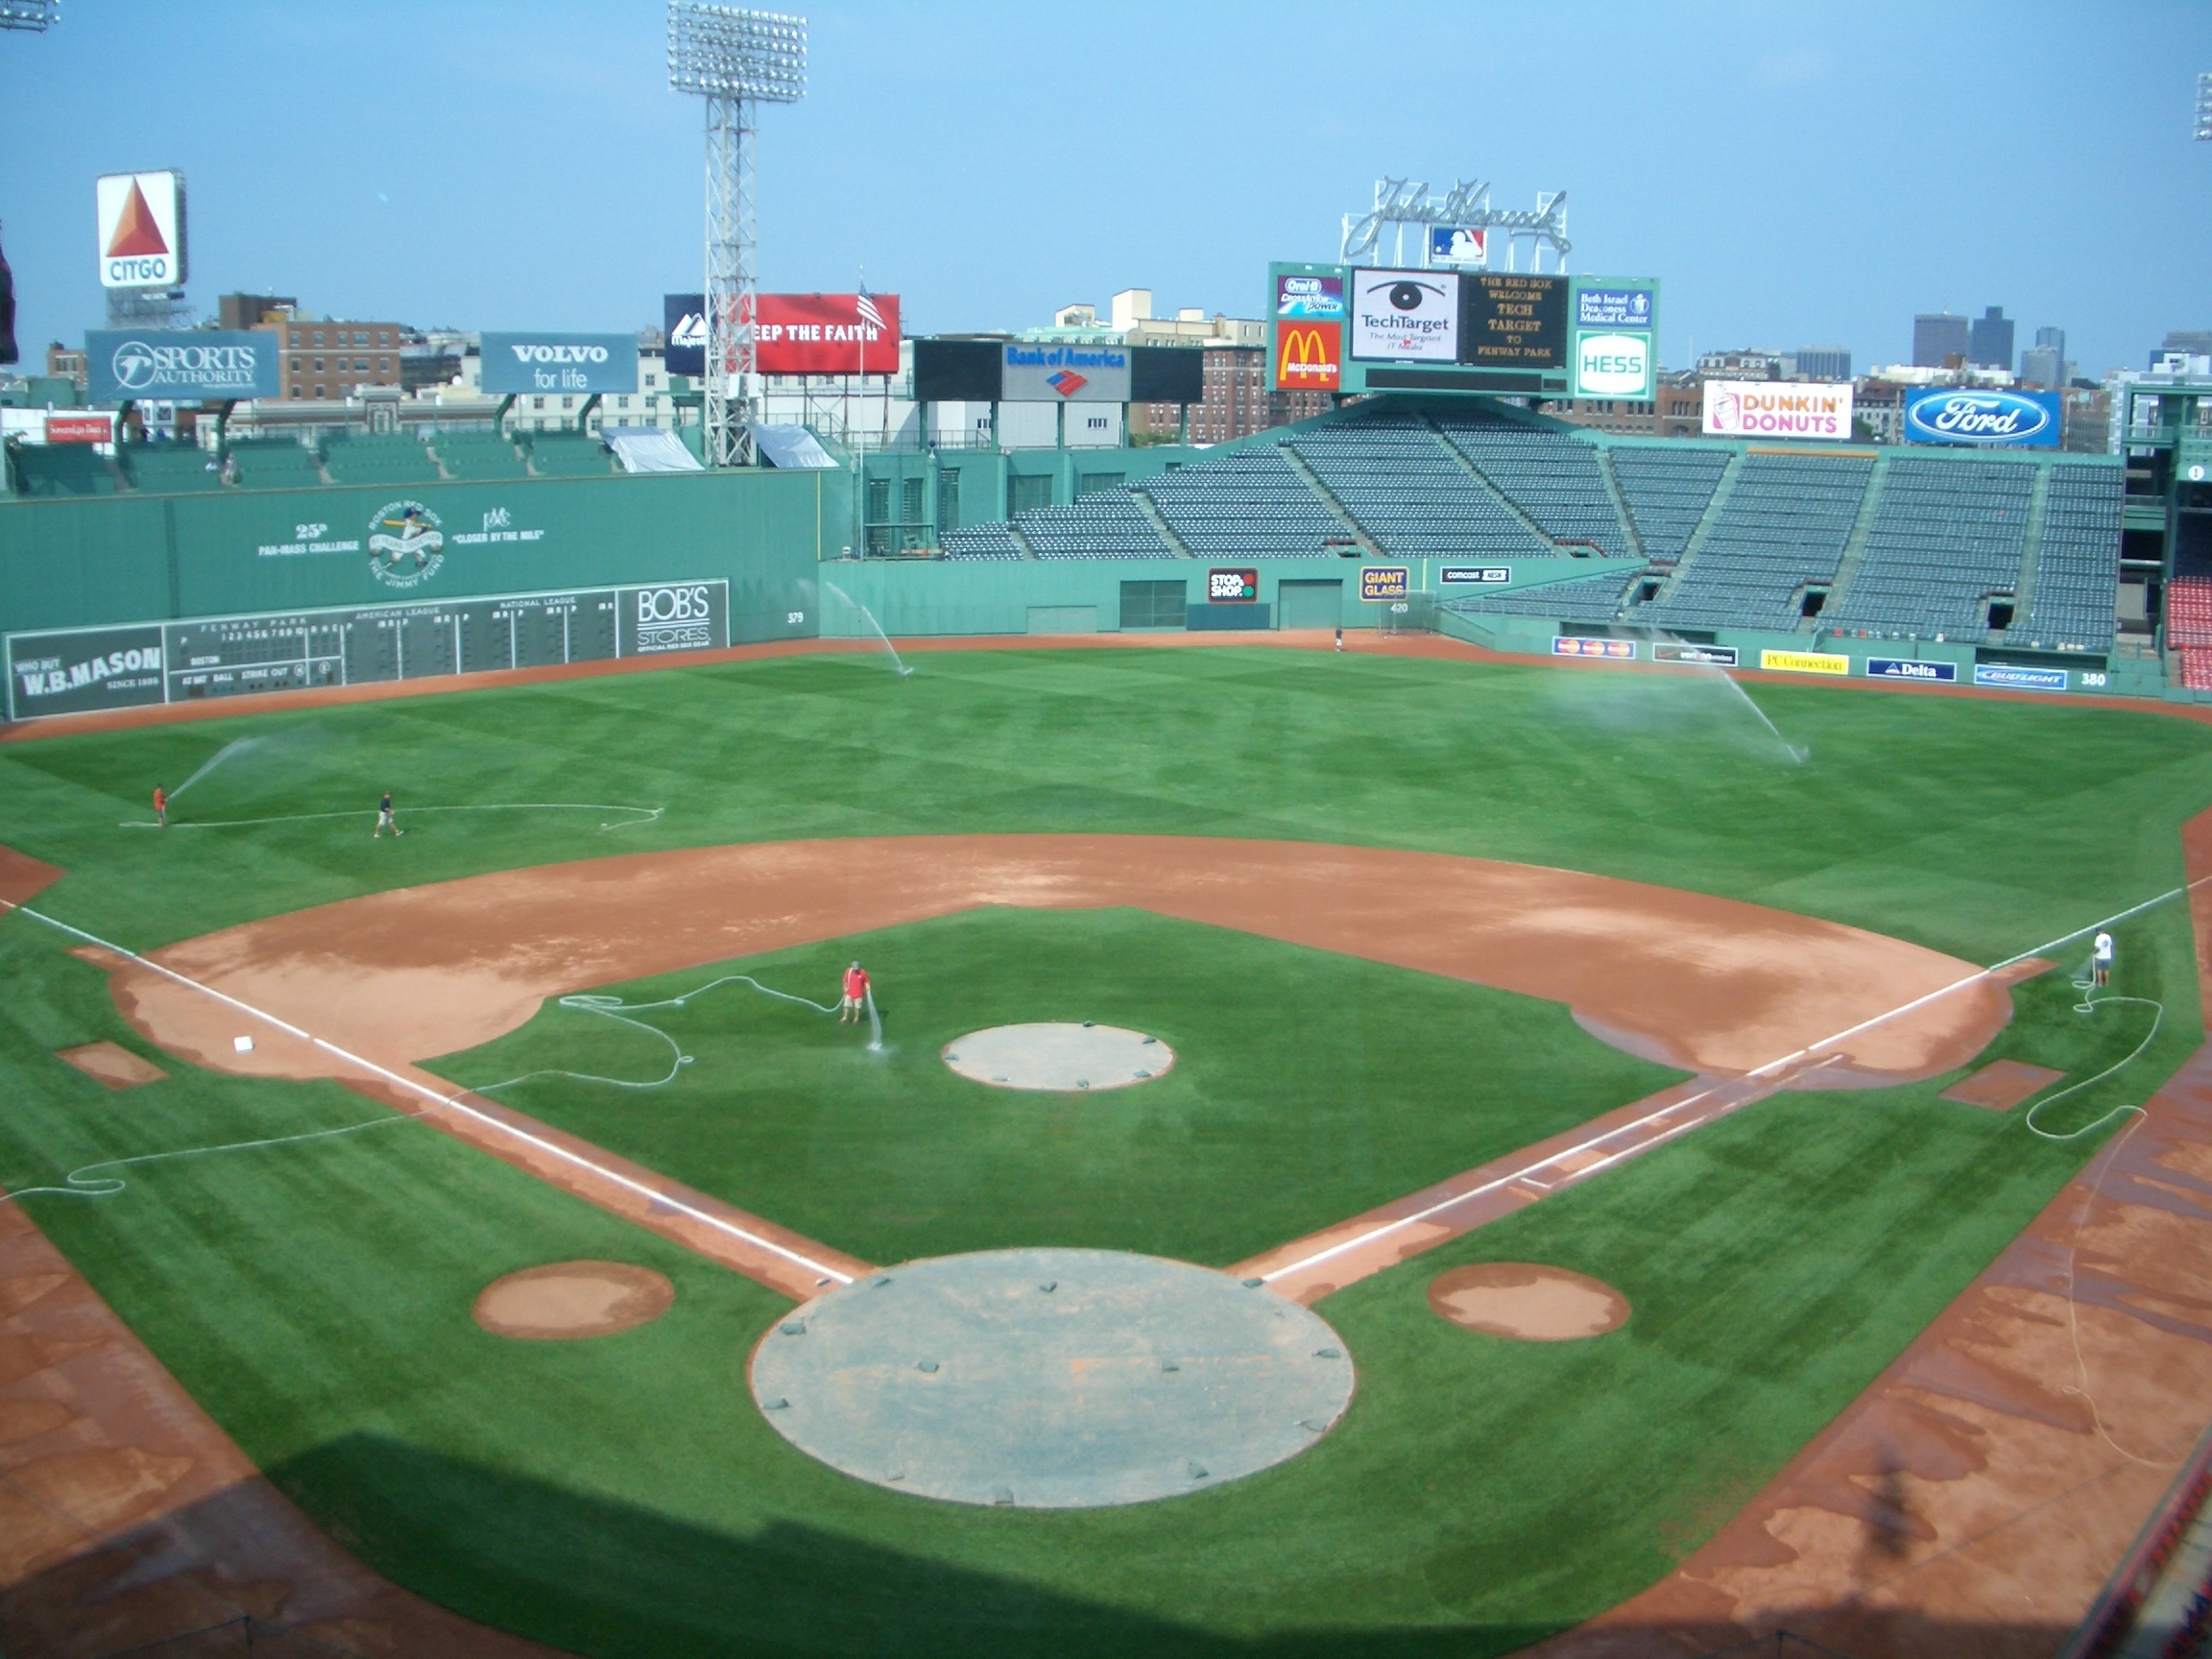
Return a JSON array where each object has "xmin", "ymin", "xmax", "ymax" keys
[{"xmin": 2, "ymin": 638, "xmax": 2208, "ymax": 1656}]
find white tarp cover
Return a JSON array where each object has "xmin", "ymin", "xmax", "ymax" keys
[
  {"xmin": 752, "ymin": 423, "xmax": 840, "ymax": 469},
  {"xmin": 604, "ymin": 426, "xmax": 704, "ymax": 473}
]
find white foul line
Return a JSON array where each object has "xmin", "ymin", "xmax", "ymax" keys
[
  {"xmin": 0, "ymin": 897, "xmax": 855, "ymax": 1287},
  {"xmin": 1258, "ymin": 878, "xmax": 2211, "ymax": 1286}
]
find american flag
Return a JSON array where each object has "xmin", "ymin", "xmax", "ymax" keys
[{"xmin": 855, "ymin": 284, "xmax": 884, "ymax": 332}]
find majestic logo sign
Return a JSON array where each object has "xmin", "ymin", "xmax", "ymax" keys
[
  {"xmin": 1275, "ymin": 322, "xmax": 1341, "ymax": 391},
  {"xmin": 664, "ymin": 293, "xmax": 708, "ymax": 377},
  {"xmin": 95, "ymin": 171, "xmax": 185, "ymax": 289},
  {"xmin": 367, "ymin": 501, "xmax": 445, "ymax": 589},
  {"xmin": 1208, "ymin": 567, "xmax": 1260, "ymax": 603},
  {"xmin": 1572, "ymin": 330, "xmax": 1652, "ymax": 398},
  {"xmin": 1350, "ymin": 268, "xmax": 1459, "ymax": 363},
  {"xmin": 1903, "ymin": 389, "xmax": 2059, "ymax": 449},
  {"xmin": 86, "ymin": 330, "xmax": 277, "ymax": 401},
  {"xmin": 1275, "ymin": 274, "xmax": 1345, "ymax": 319}
]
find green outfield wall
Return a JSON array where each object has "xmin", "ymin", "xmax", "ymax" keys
[
  {"xmin": 816, "ymin": 556, "xmax": 1643, "ymax": 638},
  {"xmin": 0, "ymin": 469, "xmax": 841, "ymax": 645}
]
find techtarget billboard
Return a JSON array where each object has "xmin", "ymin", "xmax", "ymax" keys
[
  {"xmin": 1703, "ymin": 381, "xmax": 1854, "ymax": 440},
  {"xmin": 86, "ymin": 330, "xmax": 278, "ymax": 400},
  {"xmin": 481, "ymin": 333, "xmax": 639, "ymax": 396},
  {"xmin": 1350, "ymin": 269, "xmax": 1458, "ymax": 362},
  {"xmin": 1903, "ymin": 389, "xmax": 2060, "ymax": 448}
]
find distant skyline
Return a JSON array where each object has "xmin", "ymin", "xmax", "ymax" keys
[{"xmin": 3, "ymin": 0, "xmax": 2209, "ymax": 378}]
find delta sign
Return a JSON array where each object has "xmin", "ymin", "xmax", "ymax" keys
[{"xmin": 96, "ymin": 171, "xmax": 186, "ymax": 290}]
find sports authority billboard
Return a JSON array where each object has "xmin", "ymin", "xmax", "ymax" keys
[
  {"xmin": 480, "ymin": 333, "xmax": 639, "ymax": 396},
  {"xmin": 754, "ymin": 293, "xmax": 901, "ymax": 375},
  {"xmin": 1350, "ymin": 269, "xmax": 1458, "ymax": 362},
  {"xmin": 96, "ymin": 171, "xmax": 185, "ymax": 289},
  {"xmin": 1274, "ymin": 321, "xmax": 1341, "ymax": 392},
  {"xmin": 1703, "ymin": 381, "xmax": 1854, "ymax": 440},
  {"xmin": 1002, "ymin": 342, "xmax": 1130, "ymax": 402},
  {"xmin": 86, "ymin": 330, "xmax": 278, "ymax": 400},
  {"xmin": 663, "ymin": 293, "xmax": 707, "ymax": 377},
  {"xmin": 1572, "ymin": 331, "xmax": 1653, "ymax": 398},
  {"xmin": 1903, "ymin": 389, "xmax": 2060, "ymax": 449},
  {"xmin": 1462, "ymin": 273, "xmax": 1567, "ymax": 369}
]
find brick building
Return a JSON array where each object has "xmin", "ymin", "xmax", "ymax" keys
[{"xmin": 250, "ymin": 311, "xmax": 412, "ymax": 402}]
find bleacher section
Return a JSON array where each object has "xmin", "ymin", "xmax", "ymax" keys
[
  {"xmin": 1437, "ymin": 415, "xmax": 1631, "ymax": 557},
  {"xmin": 1018, "ymin": 493, "xmax": 1175, "ymax": 560},
  {"xmin": 1142, "ymin": 448, "xmax": 1341, "ymax": 560},
  {"xmin": 121, "ymin": 445, "xmax": 225, "ymax": 494},
  {"xmin": 1607, "ymin": 447, "xmax": 1732, "ymax": 565},
  {"xmin": 1451, "ymin": 570, "xmax": 1642, "ymax": 624},
  {"xmin": 939, "ymin": 522, "xmax": 1026, "ymax": 561},
  {"xmin": 432, "ymin": 432, "xmax": 531, "ymax": 481},
  {"xmin": 321, "ymin": 433, "xmax": 441, "ymax": 487},
  {"xmin": 1628, "ymin": 451, "xmax": 1874, "ymax": 633},
  {"xmin": 225, "ymin": 439, "xmax": 325, "ymax": 490},
  {"xmin": 2027, "ymin": 467, "xmax": 2122, "ymax": 653},
  {"xmin": 1823, "ymin": 458, "xmax": 2032, "ymax": 643},
  {"xmin": 10, "ymin": 444, "xmax": 122, "ymax": 496},
  {"xmin": 1290, "ymin": 416, "xmax": 1551, "ymax": 561},
  {"xmin": 526, "ymin": 435, "xmax": 618, "ymax": 478}
]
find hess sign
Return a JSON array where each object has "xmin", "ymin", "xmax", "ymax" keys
[{"xmin": 1208, "ymin": 567, "xmax": 1260, "ymax": 603}]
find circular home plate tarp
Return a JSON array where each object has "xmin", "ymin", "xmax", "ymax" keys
[
  {"xmin": 748, "ymin": 1247, "xmax": 1353, "ymax": 1508},
  {"xmin": 941, "ymin": 1022, "xmax": 1171, "ymax": 1093}
]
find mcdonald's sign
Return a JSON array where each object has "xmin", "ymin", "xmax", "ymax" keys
[{"xmin": 1275, "ymin": 321, "xmax": 1341, "ymax": 392}]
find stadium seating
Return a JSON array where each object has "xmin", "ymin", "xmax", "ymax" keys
[
  {"xmin": 1606, "ymin": 446, "xmax": 1732, "ymax": 564},
  {"xmin": 225, "ymin": 438, "xmax": 326, "ymax": 490},
  {"xmin": 432, "ymin": 432, "xmax": 531, "ymax": 481},
  {"xmin": 939, "ymin": 522, "xmax": 1027, "ymax": 561},
  {"xmin": 1290, "ymin": 416, "xmax": 1551, "ymax": 561},
  {"xmin": 1447, "ymin": 570, "xmax": 1643, "ymax": 624},
  {"xmin": 2025, "ymin": 466, "xmax": 2122, "ymax": 652},
  {"xmin": 1435, "ymin": 413, "xmax": 1632, "ymax": 557},
  {"xmin": 322, "ymin": 432, "xmax": 441, "ymax": 486},
  {"xmin": 1822, "ymin": 457, "xmax": 2033, "ymax": 643},
  {"xmin": 121, "ymin": 444, "xmax": 227, "ymax": 493},
  {"xmin": 2167, "ymin": 574, "xmax": 2212, "ymax": 647},
  {"xmin": 1141, "ymin": 448, "xmax": 1343, "ymax": 559},
  {"xmin": 1626, "ymin": 452, "xmax": 1875, "ymax": 632},
  {"xmin": 1015, "ymin": 493, "xmax": 1175, "ymax": 560},
  {"xmin": 526, "ymin": 435, "xmax": 619, "ymax": 478},
  {"xmin": 10, "ymin": 443, "xmax": 123, "ymax": 496}
]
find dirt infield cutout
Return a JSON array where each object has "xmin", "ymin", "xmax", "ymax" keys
[
  {"xmin": 942, "ymin": 1022, "xmax": 1172, "ymax": 1092},
  {"xmin": 472, "ymin": 1262, "xmax": 674, "ymax": 1340},
  {"xmin": 1939, "ymin": 1057, "xmax": 2065, "ymax": 1111},
  {"xmin": 56, "ymin": 1040, "xmax": 167, "ymax": 1090},
  {"xmin": 1427, "ymin": 1262, "xmax": 1631, "ymax": 1340}
]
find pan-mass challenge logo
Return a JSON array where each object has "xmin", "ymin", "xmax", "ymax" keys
[{"xmin": 367, "ymin": 500, "xmax": 445, "ymax": 589}]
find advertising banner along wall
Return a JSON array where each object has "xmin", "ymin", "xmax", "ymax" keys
[
  {"xmin": 480, "ymin": 333, "xmax": 639, "ymax": 397},
  {"xmin": 96, "ymin": 171, "xmax": 185, "ymax": 290},
  {"xmin": 86, "ymin": 330, "xmax": 278, "ymax": 401},
  {"xmin": 1703, "ymin": 381, "xmax": 1855, "ymax": 440},
  {"xmin": 1903, "ymin": 388, "xmax": 2060, "ymax": 448}
]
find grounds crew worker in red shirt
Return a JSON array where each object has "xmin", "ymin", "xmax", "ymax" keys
[
  {"xmin": 153, "ymin": 784, "xmax": 167, "ymax": 829},
  {"xmin": 840, "ymin": 961, "xmax": 870, "ymax": 1025}
]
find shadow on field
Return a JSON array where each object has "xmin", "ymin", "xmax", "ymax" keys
[{"xmin": 0, "ymin": 1432, "xmax": 2041, "ymax": 1659}]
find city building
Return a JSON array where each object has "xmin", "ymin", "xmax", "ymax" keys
[
  {"xmin": 1969, "ymin": 305, "xmax": 2015, "ymax": 372},
  {"xmin": 251, "ymin": 309, "xmax": 412, "ymax": 402},
  {"xmin": 43, "ymin": 341, "xmax": 85, "ymax": 390},
  {"xmin": 1854, "ymin": 379, "xmax": 1908, "ymax": 445},
  {"xmin": 1796, "ymin": 346, "xmax": 1851, "ymax": 380},
  {"xmin": 1544, "ymin": 397, "xmax": 1659, "ymax": 436},
  {"xmin": 217, "ymin": 293, "xmax": 298, "ymax": 330},
  {"xmin": 2153, "ymin": 329, "xmax": 2212, "ymax": 370},
  {"xmin": 1044, "ymin": 288, "xmax": 1316, "ymax": 443},
  {"xmin": 1912, "ymin": 313, "xmax": 1970, "ymax": 369},
  {"xmin": 1695, "ymin": 348, "xmax": 1783, "ymax": 379}
]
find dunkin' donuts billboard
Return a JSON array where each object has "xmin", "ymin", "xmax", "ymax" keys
[{"xmin": 1702, "ymin": 380, "xmax": 1855, "ymax": 440}]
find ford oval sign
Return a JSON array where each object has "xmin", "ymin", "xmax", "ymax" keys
[{"xmin": 1903, "ymin": 388, "xmax": 2061, "ymax": 448}]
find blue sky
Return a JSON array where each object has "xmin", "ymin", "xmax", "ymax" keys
[{"xmin": 3, "ymin": 1, "xmax": 2208, "ymax": 376}]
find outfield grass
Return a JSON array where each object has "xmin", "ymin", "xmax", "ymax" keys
[{"xmin": 0, "ymin": 646, "xmax": 2206, "ymax": 1653}]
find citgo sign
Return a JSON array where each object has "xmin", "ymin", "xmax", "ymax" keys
[
  {"xmin": 1572, "ymin": 329, "xmax": 1652, "ymax": 398},
  {"xmin": 1275, "ymin": 321, "xmax": 1341, "ymax": 392}
]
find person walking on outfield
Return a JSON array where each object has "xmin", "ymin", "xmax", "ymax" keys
[
  {"xmin": 373, "ymin": 791, "xmax": 403, "ymax": 838},
  {"xmin": 152, "ymin": 784, "xmax": 167, "ymax": 829},
  {"xmin": 2093, "ymin": 930, "xmax": 2114, "ymax": 989},
  {"xmin": 840, "ymin": 961, "xmax": 870, "ymax": 1024}
]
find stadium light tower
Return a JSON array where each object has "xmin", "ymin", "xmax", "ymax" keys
[
  {"xmin": 668, "ymin": 3, "xmax": 805, "ymax": 469},
  {"xmin": 0, "ymin": 0, "xmax": 60, "ymax": 30},
  {"xmin": 2198, "ymin": 72, "xmax": 2212, "ymax": 141}
]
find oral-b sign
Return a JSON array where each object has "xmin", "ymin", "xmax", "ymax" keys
[
  {"xmin": 1903, "ymin": 389, "xmax": 2060, "ymax": 449},
  {"xmin": 479, "ymin": 333, "xmax": 638, "ymax": 396}
]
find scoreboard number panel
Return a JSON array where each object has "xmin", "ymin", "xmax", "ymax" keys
[{"xmin": 5, "ymin": 580, "xmax": 729, "ymax": 721}]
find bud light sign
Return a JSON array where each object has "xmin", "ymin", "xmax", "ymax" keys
[{"xmin": 1904, "ymin": 388, "xmax": 2060, "ymax": 449}]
